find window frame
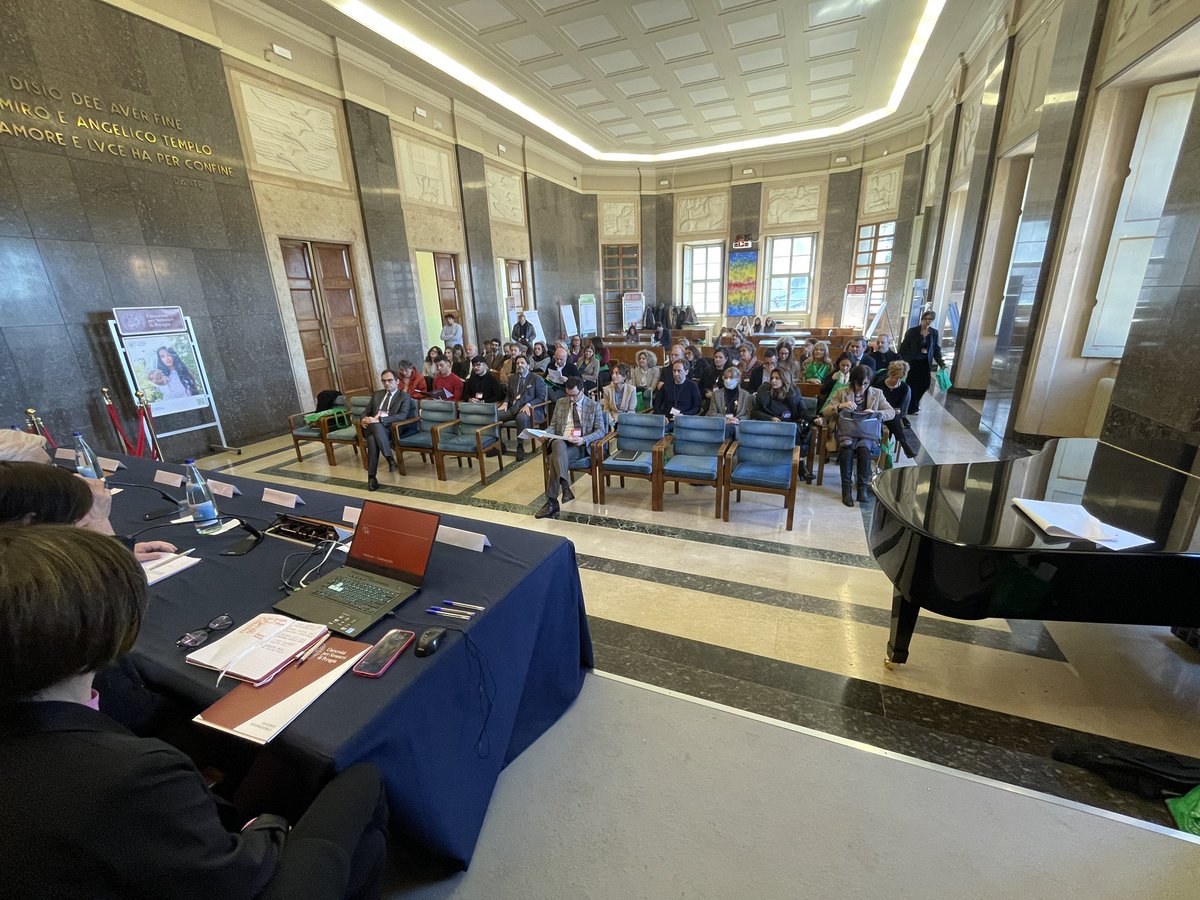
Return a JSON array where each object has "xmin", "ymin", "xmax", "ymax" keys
[
  {"xmin": 764, "ymin": 233, "xmax": 818, "ymax": 316},
  {"xmin": 680, "ymin": 241, "xmax": 726, "ymax": 318},
  {"xmin": 851, "ymin": 221, "xmax": 896, "ymax": 324}
]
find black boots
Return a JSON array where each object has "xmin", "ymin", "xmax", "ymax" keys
[{"xmin": 857, "ymin": 483, "xmax": 869, "ymax": 503}]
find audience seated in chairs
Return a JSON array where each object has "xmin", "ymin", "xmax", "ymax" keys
[
  {"xmin": 762, "ymin": 315, "xmax": 778, "ymax": 334},
  {"xmin": 590, "ymin": 336, "xmax": 611, "ymax": 367},
  {"xmin": 496, "ymin": 343, "xmax": 522, "ymax": 380},
  {"xmin": 463, "ymin": 356, "xmax": 506, "ymax": 405},
  {"xmin": 869, "ymin": 333, "xmax": 900, "ymax": 373},
  {"xmin": 421, "ymin": 346, "xmax": 442, "ymax": 386},
  {"xmin": 684, "ymin": 345, "xmax": 715, "ymax": 403},
  {"xmin": 631, "ymin": 350, "xmax": 660, "ymax": 410},
  {"xmin": 835, "ymin": 336, "xmax": 876, "ymax": 377},
  {"xmin": 751, "ymin": 366, "xmax": 811, "ymax": 457},
  {"xmin": 817, "ymin": 364, "xmax": 895, "ymax": 508},
  {"xmin": 529, "ymin": 341, "xmax": 551, "ymax": 373},
  {"xmin": 736, "ymin": 342, "xmax": 757, "ymax": 383},
  {"xmin": 624, "ymin": 322, "xmax": 639, "ymax": 342},
  {"xmin": 653, "ymin": 359, "xmax": 702, "ymax": 424},
  {"xmin": 803, "ymin": 341, "xmax": 833, "ymax": 384},
  {"xmin": 360, "ymin": 368, "xmax": 418, "ymax": 492},
  {"xmin": 0, "ymin": 441, "xmax": 175, "ymax": 564},
  {"xmin": 877, "ymin": 360, "xmax": 916, "ymax": 459},
  {"xmin": 601, "ymin": 363, "xmax": 639, "ymax": 421},
  {"xmin": 535, "ymin": 378, "xmax": 606, "ymax": 520},
  {"xmin": 427, "ymin": 356, "xmax": 464, "ymax": 402},
  {"xmin": 775, "ymin": 341, "xmax": 800, "ymax": 383},
  {"xmin": 395, "ymin": 359, "xmax": 424, "ymax": 398},
  {"xmin": 651, "ymin": 322, "xmax": 671, "ymax": 348},
  {"xmin": 543, "ymin": 346, "xmax": 579, "ymax": 402},
  {"xmin": 511, "ymin": 310, "xmax": 535, "ymax": 349},
  {"xmin": 577, "ymin": 343, "xmax": 601, "ymax": 392},
  {"xmin": 747, "ymin": 347, "xmax": 777, "ymax": 392},
  {"xmin": 499, "ymin": 354, "xmax": 548, "ymax": 460},
  {"xmin": 818, "ymin": 356, "xmax": 853, "ymax": 409},
  {"xmin": 0, "ymin": 524, "xmax": 390, "ymax": 900},
  {"xmin": 708, "ymin": 366, "xmax": 755, "ymax": 438},
  {"xmin": 483, "ymin": 339, "xmax": 504, "ymax": 371},
  {"xmin": 450, "ymin": 344, "xmax": 469, "ymax": 380},
  {"xmin": 565, "ymin": 335, "xmax": 584, "ymax": 366}
]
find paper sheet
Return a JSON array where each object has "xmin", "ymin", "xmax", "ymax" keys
[
  {"xmin": 1012, "ymin": 498, "xmax": 1152, "ymax": 550},
  {"xmin": 141, "ymin": 552, "xmax": 201, "ymax": 585}
]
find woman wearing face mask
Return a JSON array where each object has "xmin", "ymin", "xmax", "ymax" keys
[
  {"xmin": 817, "ymin": 364, "xmax": 895, "ymax": 507},
  {"xmin": 708, "ymin": 366, "xmax": 754, "ymax": 438}
]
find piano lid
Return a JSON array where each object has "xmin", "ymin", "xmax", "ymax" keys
[{"xmin": 872, "ymin": 438, "xmax": 1200, "ymax": 554}]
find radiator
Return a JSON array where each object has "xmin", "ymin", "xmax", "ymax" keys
[{"xmin": 1085, "ymin": 377, "xmax": 1115, "ymax": 438}]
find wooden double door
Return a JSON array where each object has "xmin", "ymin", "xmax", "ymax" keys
[{"xmin": 281, "ymin": 240, "xmax": 372, "ymax": 403}]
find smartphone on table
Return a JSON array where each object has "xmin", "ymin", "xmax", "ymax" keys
[{"xmin": 352, "ymin": 629, "xmax": 415, "ymax": 678}]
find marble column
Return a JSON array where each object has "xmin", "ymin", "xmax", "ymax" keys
[
  {"xmin": 885, "ymin": 150, "xmax": 927, "ymax": 324},
  {"xmin": 639, "ymin": 195, "xmax": 658, "ymax": 305},
  {"xmin": 1101, "ymin": 87, "xmax": 1200, "ymax": 471},
  {"xmin": 945, "ymin": 41, "xmax": 1014, "ymax": 386},
  {"xmin": 920, "ymin": 106, "xmax": 960, "ymax": 295},
  {"xmin": 817, "ymin": 169, "xmax": 862, "ymax": 327},
  {"xmin": 455, "ymin": 146, "xmax": 502, "ymax": 343},
  {"xmin": 653, "ymin": 193, "xmax": 674, "ymax": 306},
  {"xmin": 525, "ymin": 175, "xmax": 599, "ymax": 323},
  {"xmin": 343, "ymin": 101, "xmax": 422, "ymax": 369},
  {"xmin": 983, "ymin": 0, "xmax": 1110, "ymax": 439}
]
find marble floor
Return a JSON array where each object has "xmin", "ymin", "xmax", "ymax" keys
[{"xmin": 196, "ymin": 388, "xmax": 1200, "ymax": 829}]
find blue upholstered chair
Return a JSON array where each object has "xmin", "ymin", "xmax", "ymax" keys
[
  {"xmin": 722, "ymin": 419, "xmax": 801, "ymax": 529},
  {"xmin": 597, "ymin": 413, "xmax": 668, "ymax": 510},
  {"xmin": 288, "ymin": 392, "xmax": 369, "ymax": 467},
  {"xmin": 392, "ymin": 399, "xmax": 456, "ymax": 478},
  {"xmin": 434, "ymin": 402, "xmax": 505, "ymax": 485},
  {"xmin": 540, "ymin": 410, "xmax": 611, "ymax": 504},
  {"xmin": 659, "ymin": 414, "xmax": 728, "ymax": 518}
]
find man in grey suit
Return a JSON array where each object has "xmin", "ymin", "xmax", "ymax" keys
[
  {"xmin": 361, "ymin": 369, "xmax": 417, "ymax": 491},
  {"xmin": 535, "ymin": 377, "xmax": 606, "ymax": 519},
  {"xmin": 499, "ymin": 355, "xmax": 547, "ymax": 460}
]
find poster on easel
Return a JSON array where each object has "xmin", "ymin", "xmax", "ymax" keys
[
  {"xmin": 109, "ymin": 306, "xmax": 231, "ymax": 451},
  {"xmin": 560, "ymin": 303, "xmax": 579, "ymax": 338},
  {"xmin": 726, "ymin": 250, "xmax": 757, "ymax": 318},
  {"xmin": 841, "ymin": 284, "xmax": 868, "ymax": 332},
  {"xmin": 577, "ymin": 293, "xmax": 598, "ymax": 336},
  {"xmin": 508, "ymin": 308, "xmax": 547, "ymax": 345},
  {"xmin": 621, "ymin": 291, "xmax": 645, "ymax": 329}
]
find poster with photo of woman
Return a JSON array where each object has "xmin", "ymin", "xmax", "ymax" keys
[{"xmin": 123, "ymin": 333, "xmax": 211, "ymax": 417}]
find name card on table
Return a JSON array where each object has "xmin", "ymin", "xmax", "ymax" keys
[
  {"xmin": 207, "ymin": 479, "xmax": 241, "ymax": 498},
  {"xmin": 171, "ymin": 514, "xmax": 239, "ymax": 534},
  {"xmin": 98, "ymin": 457, "xmax": 127, "ymax": 472},
  {"xmin": 154, "ymin": 470, "xmax": 185, "ymax": 488},
  {"xmin": 436, "ymin": 525, "xmax": 490, "ymax": 553},
  {"xmin": 343, "ymin": 506, "xmax": 361, "ymax": 526},
  {"xmin": 55, "ymin": 448, "xmax": 77, "ymax": 461},
  {"xmin": 262, "ymin": 487, "xmax": 304, "ymax": 508}
]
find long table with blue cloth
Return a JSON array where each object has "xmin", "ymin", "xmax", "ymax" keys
[{"xmin": 104, "ymin": 454, "xmax": 593, "ymax": 868}]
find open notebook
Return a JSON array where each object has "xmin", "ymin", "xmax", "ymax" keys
[{"xmin": 185, "ymin": 614, "xmax": 327, "ymax": 686}]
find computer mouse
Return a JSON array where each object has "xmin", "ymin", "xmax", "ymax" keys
[{"xmin": 414, "ymin": 627, "xmax": 447, "ymax": 657}]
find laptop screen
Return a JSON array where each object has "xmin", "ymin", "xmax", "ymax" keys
[{"xmin": 347, "ymin": 501, "xmax": 441, "ymax": 584}]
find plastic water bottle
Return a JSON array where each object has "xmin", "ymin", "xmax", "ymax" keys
[
  {"xmin": 183, "ymin": 459, "xmax": 222, "ymax": 535},
  {"xmin": 72, "ymin": 432, "xmax": 104, "ymax": 482}
]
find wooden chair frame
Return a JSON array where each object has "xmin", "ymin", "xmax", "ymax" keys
[
  {"xmin": 595, "ymin": 430, "xmax": 670, "ymax": 511},
  {"xmin": 540, "ymin": 437, "xmax": 605, "ymax": 504},
  {"xmin": 288, "ymin": 390, "xmax": 370, "ymax": 467},
  {"xmin": 721, "ymin": 440, "xmax": 803, "ymax": 530},
  {"xmin": 434, "ymin": 418, "xmax": 506, "ymax": 485},
  {"xmin": 658, "ymin": 433, "xmax": 729, "ymax": 518}
]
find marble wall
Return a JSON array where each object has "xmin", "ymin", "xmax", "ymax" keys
[
  {"xmin": 0, "ymin": 0, "xmax": 288, "ymax": 456},
  {"xmin": 885, "ymin": 150, "xmax": 926, "ymax": 321},
  {"xmin": 817, "ymin": 169, "xmax": 862, "ymax": 326},
  {"xmin": 526, "ymin": 174, "xmax": 600, "ymax": 337},
  {"xmin": 984, "ymin": 0, "xmax": 1109, "ymax": 439},
  {"xmin": 1102, "ymin": 89, "xmax": 1200, "ymax": 470},
  {"xmin": 652, "ymin": 193, "xmax": 674, "ymax": 307},
  {"xmin": 920, "ymin": 107, "xmax": 959, "ymax": 294},
  {"xmin": 343, "ymin": 101, "xmax": 422, "ymax": 370},
  {"xmin": 456, "ymin": 146, "xmax": 502, "ymax": 344},
  {"xmin": 639, "ymin": 194, "xmax": 658, "ymax": 306}
]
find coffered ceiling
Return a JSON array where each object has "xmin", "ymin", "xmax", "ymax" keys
[{"xmin": 310, "ymin": 0, "xmax": 994, "ymax": 162}]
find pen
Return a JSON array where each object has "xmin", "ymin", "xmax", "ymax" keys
[
  {"xmin": 427, "ymin": 605, "xmax": 474, "ymax": 617},
  {"xmin": 296, "ymin": 633, "xmax": 331, "ymax": 667},
  {"xmin": 442, "ymin": 601, "xmax": 484, "ymax": 611},
  {"xmin": 427, "ymin": 609, "xmax": 472, "ymax": 620}
]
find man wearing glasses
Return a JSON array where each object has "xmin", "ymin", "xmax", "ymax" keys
[{"xmin": 361, "ymin": 369, "xmax": 417, "ymax": 491}]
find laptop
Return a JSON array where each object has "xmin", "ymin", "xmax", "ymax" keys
[{"xmin": 274, "ymin": 500, "xmax": 441, "ymax": 636}]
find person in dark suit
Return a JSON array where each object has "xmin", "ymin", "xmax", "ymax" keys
[
  {"xmin": 835, "ymin": 337, "xmax": 876, "ymax": 378},
  {"xmin": 653, "ymin": 359, "xmax": 702, "ymax": 423},
  {"xmin": 500, "ymin": 355, "xmax": 548, "ymax": 460},
  {"xmin": 361, "ymin": 369, "xmax": 417, "ymax": 492},
  {"xmin": 0, "ymin": 524, "xmax": 389, "ymax": 900},
  {"xmin": 535, "ymin": 378, "xmax": 606, "ymax": 519},
  {"xmin": 899, "ymin": 309, "xmax": 945, "ymax": 414},
  {"xmin": 510, "ymin": 311, "xmax": 535, "ymax": 349},
  {"xmin": 463, "ymin": 356, "xmax": 506, "ymax": 404}
]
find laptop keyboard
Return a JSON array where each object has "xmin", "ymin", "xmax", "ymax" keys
[{"xmin": 315, "ymin": 577, "xmax": 400, "ymax": 613}]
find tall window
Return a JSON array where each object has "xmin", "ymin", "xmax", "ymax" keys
[
  {"xmin": 681, "ymin": 242, "xmax": 724, "ymax": 316},
  {"xmin": 853, "ymin": 221, "xmax": 895, "ymax": 321},
  {"xmin": 766, "ymin": 235, "xmax": 817, "ymax": 314}
]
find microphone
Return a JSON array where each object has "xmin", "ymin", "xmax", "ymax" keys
[
  {"xmin": 126, "ymin": 515, "xmax": 264, "ymax": 557},
  {"xmin": 107, "ymin": 481, "xmax": 184, "ymax": 520}
]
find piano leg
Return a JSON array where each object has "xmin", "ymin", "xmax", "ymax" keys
[{"xmin": 886, "ymin": 587, "xmax": 920, "ymax": 667}]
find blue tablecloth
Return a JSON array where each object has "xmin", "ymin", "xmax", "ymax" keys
[{"xmin": 106, "ymin": 455, "xmax": 592, "ymax": 867}]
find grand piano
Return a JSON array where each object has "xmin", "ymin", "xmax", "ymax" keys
[{"xmin": 869, "ymin": 438, "xmax": 1200, "ymax": 666}]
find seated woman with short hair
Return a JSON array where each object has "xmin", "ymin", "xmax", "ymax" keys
[
  {"xmin": 0, "ymin": 524, "xmax": 390, "ymax": 899},
  {"xmin": 601, "ymin": 363, "xmax": 638, "ymax": 421},
  {"xmin": 630, "ymin": 350, "xmax": 661, "ymax": 409},
  {"xmin": 708, "ymin": 366, "xmax": 754, "ymax": 437},
  {"xmin": 878, "ymin": 360, "xmax": 915, "ymax": 459}
]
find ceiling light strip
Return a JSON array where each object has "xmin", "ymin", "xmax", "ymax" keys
[{"xmin": 325, "ymin": 0, "xmax": 947, "ymax": 163}]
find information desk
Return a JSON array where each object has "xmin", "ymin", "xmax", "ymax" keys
[{"xmin": 106, "ymin": 455, "xmax": 593, "ymax": 867}]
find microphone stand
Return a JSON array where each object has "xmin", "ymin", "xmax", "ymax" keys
[
  {"xmin": 126, "ymin": 515, "xmax": 264, "ymax": 557},
  {"xmin": 107, "ymin": 481, "xmax": 185, "ymax": 521}
]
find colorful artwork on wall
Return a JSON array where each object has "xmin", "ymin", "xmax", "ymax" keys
[{"xmin": 727, "ymin": 250, "xmax": 758, "ymax": 317}]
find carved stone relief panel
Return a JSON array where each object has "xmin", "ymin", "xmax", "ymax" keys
[
  {"xmin": 601, "ymin": 197, "xmax": 639, "ymax": 240},
  {"xmin": 1114, "ymin": 0, "xmax": 1185, "ymax": 51},
  {"xmin": 675, "ymin": 192, "xmax": 728, "ymax": 235},
  {"xmin": 764, "ymin": 182, "xmax": 821, "ymax": 227},
  {"xmin": 922, "ymin": 139, "xmax": 942, "ymax": 208},
  {"xmin": 232, "ymin": 73, "xmax": 347, "ymax": 189},
  {"xmin": 951, "ymin": 88, "xmax": 983, "ymax": 186},
  {"xmin": 1001, "ymin": 3, "xmax": 1063, "ymax": 147},
  {"xmin": 486, "ymin": 167, "xmax": 525, "ymax": 227},
  {"xmin": 861, "ymin": 165, "xmax": 903, "ymax": 218},
  {"xmin": 394, "ymin": 133, "xmax": 456, "ymax": 210}
]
